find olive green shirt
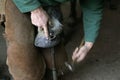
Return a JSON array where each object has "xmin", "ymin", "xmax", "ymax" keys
[{"xmin": 13, "ymin": 0, "xmax": 68, "ymax": 13}]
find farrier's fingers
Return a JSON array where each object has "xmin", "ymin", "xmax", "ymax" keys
[
  {"xmin": 72, "ymin": 47, "xmax": 79, "ymax": 62},
  {"xmin": 43, "ymin": 24, "xmax": 49, "ymax": 39}
]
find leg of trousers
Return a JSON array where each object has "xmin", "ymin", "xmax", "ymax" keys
[
  {"xmin": 5, "ymin": 0, "xmax": 68, "ymax": 80},
  {"xmin": 5, "ymin": 0, "xmax": 46, "ymax": 80}
]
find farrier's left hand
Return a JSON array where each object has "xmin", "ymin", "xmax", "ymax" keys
[
  {"xmin": 31, "ymin": 7, "xmax": 49, "ymax": 38},
  {"xmin": 72, "ymin": 42, "xmax": 93, "ymax": 63}
]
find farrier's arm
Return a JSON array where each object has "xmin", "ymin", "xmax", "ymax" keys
[
  {"xmin": 82, "ymin": 0, "xmax": 104, "ymax": 43},
  {"xmin": 72, "ymin": 0, "xmax": 104, "ymax": 63},
  {"xmin": 12, "ymin": 0, "xmax": 49, "ymax": 38}
]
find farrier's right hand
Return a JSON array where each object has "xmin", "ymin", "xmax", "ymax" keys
[{"xmin": 31, "ymin": 7, "xmax": 49, "ymax": 38}]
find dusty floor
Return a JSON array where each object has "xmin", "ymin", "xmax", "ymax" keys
[{"xmin": 1, "ymin": 1, "xmax": 120, "ymax": 80}]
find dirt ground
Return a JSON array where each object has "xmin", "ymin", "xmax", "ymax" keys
[{"xmin": 1, "ymin": 1, "xmax": 120, "ymax": 80}]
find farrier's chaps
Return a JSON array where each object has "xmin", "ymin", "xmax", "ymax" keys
[{"xmin": 5, "ymin": 0, "xmax": 68, "ymax": 80}]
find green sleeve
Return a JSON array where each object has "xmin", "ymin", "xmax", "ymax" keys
[
  {"xmin": 12, "ymin": 0, "xmax": 41, "ymax": 13},
  {"xmin": 80, "ymin": 0, "xmax": 104, "ymax": 43}
]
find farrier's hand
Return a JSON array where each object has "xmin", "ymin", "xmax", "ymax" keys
[
  {"xmin": 31, "ymin": 7, "xmax": 49, "ymax": 38},
  {"xmin": 72, "ymin": 42, "xmax": 93, "ymax": 63}
]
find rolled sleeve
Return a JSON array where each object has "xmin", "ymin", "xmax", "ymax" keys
[{"xmin": 13, "ymin": 0, "xmax": 41, "ymax": 13}]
